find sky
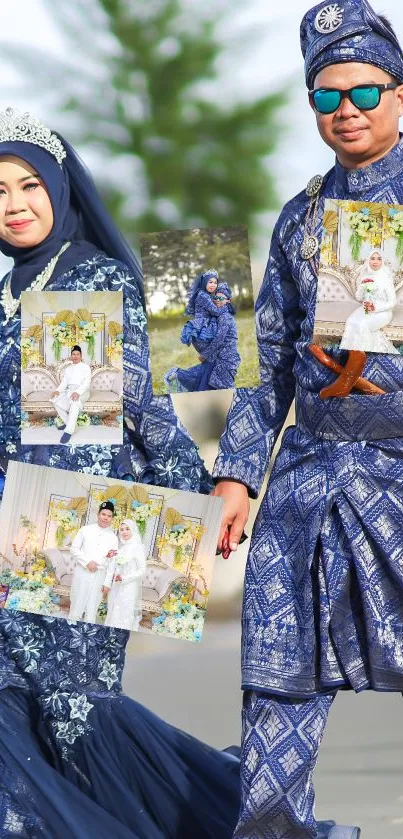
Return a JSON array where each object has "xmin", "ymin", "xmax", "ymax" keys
[{"xmin": 1, "ymin": 0, "xmax": 403, "ymax": 271}]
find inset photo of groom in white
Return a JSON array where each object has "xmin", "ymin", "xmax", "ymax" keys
[
  {"xmin": 69, "ymin": 500, "xmax": 118, "ymax": 624},
  {"xmin": 50, "ymin": 344, "xmax": 92, "ymax": 444},
  {"xmin": 21, "ymin": 289, "xmax": 123, "ymax": 445}
]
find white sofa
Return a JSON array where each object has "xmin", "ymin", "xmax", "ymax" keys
[{"xmin": 21, "ymin": 361, "xmax": 123, "ymax": 417}]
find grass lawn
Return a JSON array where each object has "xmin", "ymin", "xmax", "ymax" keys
[{"xmin": 148, "ymin": 309, "xmax": 260, "ymax": 394}]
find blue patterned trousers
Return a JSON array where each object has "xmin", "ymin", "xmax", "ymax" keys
[{"xmin": 234, "ymin": 691, "xmax": 335, "ymax": 839}]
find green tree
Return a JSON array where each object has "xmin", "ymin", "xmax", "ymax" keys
[
  {"xmin": 5, "ymin": 0, "xmax": 285, "ymax": 247},
  {"xmin": 141, "ymin": 225, "xmax": 253, "ymax": 311}
]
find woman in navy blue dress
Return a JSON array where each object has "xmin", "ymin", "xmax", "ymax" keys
[
  {"xmin": 0, "ymin": 108, "xmax": 239, "ymax": 838},
  {"xmin": 165, "ymin": 281, "xmax": 240, "ymax": 392}
]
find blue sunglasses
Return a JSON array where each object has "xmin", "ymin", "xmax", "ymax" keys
[{"xmin": 309, "ymin": 83, "xmax": 398, "ymax": 114}]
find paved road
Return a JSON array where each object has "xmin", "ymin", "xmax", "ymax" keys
[{"xmin": 124, "ymin": 619, "xmax": 403, "ymax": 839}]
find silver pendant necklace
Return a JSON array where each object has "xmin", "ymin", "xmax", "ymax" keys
[
  {"xmin": 1, "ymin": 241, "xmax": 71, "ymax": 325},
  {"xmin": 300, "ymin": 175, "xmax": 323, "ymax": 260}
]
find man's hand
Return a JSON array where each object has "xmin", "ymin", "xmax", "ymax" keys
[
  {"xmin": 198, "ymin": 355, "xmax": 205, "ymax": 362},
  {"xmin": 50, "ymin": 390, "xmax": 59, "ymax": 399},
  {"xmin": 101, "ymin": 585, "xmax": 110, "ymax": 596},
  {"xmin": 106, "ymin": 549, "xmax": 117, "ymax": 558},
  {"xmin": 211, "ymin": 480, "xmax": 250, "ymax": 553},
  {"xmin": 86, "ymin": 561, "xmax": 98, "ymax": 572},
  {"xmin": 71, "ymin": 392, "xmax": 80, "ymax": 401}
]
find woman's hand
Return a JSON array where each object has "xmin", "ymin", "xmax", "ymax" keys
[
  {"xmin": 106, "ymin": 549, "xmax": 117, "ymax": 558},
  {"xmin": 114, "ymin": 574, "xmax": 123, "ymax": 583},
  {"xmin": 211, "ymin": 480, "xmax": 250, "ymax": 553},
  {"xmin": 101, "ymin": 585, "xmax": 110, "ymax": 596}
]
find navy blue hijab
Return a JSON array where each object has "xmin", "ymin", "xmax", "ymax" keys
[
  {"xmin": 185, "ymin": 269, "xmax": 219, "ymax": 316},
  {"xmin": 0, "ymin": 136, "xmax": 144, "ymax": 303}
]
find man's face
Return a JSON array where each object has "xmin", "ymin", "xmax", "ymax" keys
[
  {"xmin": 71, "ymin": 350, "xmax": 81, "ymax": 364},
  {"xmin": 310, "ymin": 62, "xmax": 403, "ymax": 168},
  {"xmin": 97, "ymin": 509, "xmax": 113, "ymax": 527}
]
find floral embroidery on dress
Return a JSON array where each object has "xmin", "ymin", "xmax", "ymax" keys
[
  {"xmin": 0, "ymin": 253, "xmax": 212, "ymax": 494},
  {"xmin": 0, "ymin": 610, "xmax": 127, "ymax": 752}
]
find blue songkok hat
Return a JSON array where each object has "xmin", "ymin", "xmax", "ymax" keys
[
  {"xmin": 216, "ymin": 281, "xmax": 236, "ymax": 315},
  {"xmin": 301, "ymin": 0, "xmax": 403, "ymax": 90},
  {"xmin": 216, "ymin": 281, "xmax": 232, "ymax": 298}
]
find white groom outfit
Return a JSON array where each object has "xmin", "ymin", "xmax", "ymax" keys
[
  {"xmin": 51, "ymin": 361, "xmax": 91, "ymax": 435},
  {"xmin": 69, "ymin": 523, "xmax": 118, "ymax": 623}
]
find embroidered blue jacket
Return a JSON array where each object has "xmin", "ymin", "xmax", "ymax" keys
[{"xmin": 213, "ymin": 141, "xmax": 403, "ymax": 496}]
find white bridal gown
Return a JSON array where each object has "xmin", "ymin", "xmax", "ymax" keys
[
  {"xmin": 340, "ymin": 270, "xmax": 399, "ymax": 354},
  {"xmin": 104, "ymin": 527, "xmax": 146, "ymax": 631}
]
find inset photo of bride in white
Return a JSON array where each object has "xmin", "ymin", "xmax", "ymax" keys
[
  {"xmin": 313, "ymin": 199, "xmax": 403, "ymax": 354},
  {"xmin": 0, "ymin": 461, "xmax": 223, "ymax": 641},
  {"xmin": 21, "ymin": 289, "xmax": 123, "ymax": 445},
  {"xmin": 102, "ymin": 518, "xmax": 146, "ymax": 632}
]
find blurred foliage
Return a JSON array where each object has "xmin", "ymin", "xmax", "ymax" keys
[
  {"xmin": 4, "ymin": 0, "xmax": 285, "ymax": 248},
  {"xmin": 141, "ymin": 224, "xmax": 253, "ymax": 310},
  {"xmin": 149, "ymin": 309, "xmax": 259, "ymax": 394}
]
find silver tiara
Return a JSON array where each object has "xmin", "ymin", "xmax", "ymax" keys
[{"xmin": 0, "ymin": 107, "xmax": 66, "ymax": 166}]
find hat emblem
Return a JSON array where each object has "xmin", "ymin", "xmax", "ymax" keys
[{"xmin": 314, "ymin": 4, "xmax": 344, "ymax": 34}]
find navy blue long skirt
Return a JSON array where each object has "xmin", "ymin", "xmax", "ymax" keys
[
  {"xmin": 0, "ymin": 687, "xmax": 240, "ymax": 838},
  {"xmin": 176, "ymin": 361, "xmax": 215, "ymax": 392}
]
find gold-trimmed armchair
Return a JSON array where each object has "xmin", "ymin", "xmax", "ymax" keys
[{"xmin": 141, "ymin": 561, "xmax": 186, "ymax": 617}]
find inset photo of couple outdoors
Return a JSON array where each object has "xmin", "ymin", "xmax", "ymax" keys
[
  {"xmin": 141, "ymin": 224, "xmax": 260, "ymax": 395},
  {"xmin": 0, "ymin": 462, "xmax": 223, "ymax": 644}
]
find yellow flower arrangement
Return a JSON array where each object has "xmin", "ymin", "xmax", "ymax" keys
[
  {"xmin": 74, "ymin": 309, "xmax": 104, "ymax": 360},
  {"xmin": 48, "ymin": 497, "xmax": 87, "ymax": 548},
  {"xmin": 44, "ymin": 310, "xmax": 75, "ymax": 361},
  {"xmin": 156, "ymin": 509, "xmax": 205, "ymax": 567},
  {"xmin": 106, "ymin": 321, "xmax": 123, "ymax": 366},
  {"xmin": 21, "ymin": 325, "xmax": 44, "ymax": 369},
  {"xmin": 385, "ymin": 208, "xmax": 403, "ymax": 262}
]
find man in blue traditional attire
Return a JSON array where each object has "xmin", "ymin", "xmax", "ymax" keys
[{"xmin": 212, "ymin": 2, "xmax": 403, "ymax": 837}]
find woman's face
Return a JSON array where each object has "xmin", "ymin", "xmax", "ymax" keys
[
  {"xmin": 369, "ymin": 252, "xmax": 382, "ymax": 271},
  {"xmin": 0, "ymin": 156, "xmax": 53, "ymax": 247},
  {"xmin": 119, "ymin": 523, "xmax": 132, "ymax": 541},
  {"xmin": 206, "ymin": 278, "xmax": 217, "ymax": 293}
]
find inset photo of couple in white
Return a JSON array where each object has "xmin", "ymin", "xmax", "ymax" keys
[
  {"xmin": 21, "ymin": 290, "xmax": 123, "ymax": 445},
  {"xmin": 0, "ymin": 462, "xmax": 223, "ymax": 642},
  {"xmin": 314, "ymin": 199, "xmax": 403, "ymax": 354},
  {"xmin": 141, "ymin": 224, "xmax": 260, "ymax": 395}
]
